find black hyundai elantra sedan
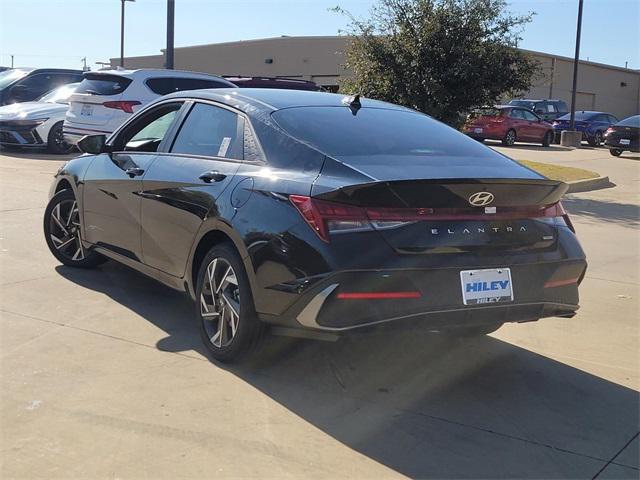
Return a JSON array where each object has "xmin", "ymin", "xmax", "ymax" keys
[{"xmin": 44, "ymin": 89, "xmax": 587, "ymax": 361}]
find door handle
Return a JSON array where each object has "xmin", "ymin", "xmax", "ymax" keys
[
  {"xmin": 125, "ymin": 167, "xmax": 144, "ymax": 178},
  {"xmin": 199, "ymin": 171, "xmax": 227, "ymax": 183}
]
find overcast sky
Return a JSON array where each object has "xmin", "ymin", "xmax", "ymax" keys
[{"xmin": 1, "ymin": 0, "xmax": 638, "ymax": 70}]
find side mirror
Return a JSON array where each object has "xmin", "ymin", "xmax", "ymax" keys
[{"xmin": 78, "ymin": 134, "xmax": 107, "ymax": 154}]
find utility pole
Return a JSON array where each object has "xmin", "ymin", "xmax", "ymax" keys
[
  {"xmin": 120, "ymin": 0, "xmax": 135, "ymax": 68},
  {"xmin": 561, "ymin": 0, "xmax": 584, "ymax": 148},
  {"xmin": 10, "ymin": 55, "xmax": 14, "ymax": 68},
  {"xmin": 166, "ymin": 0, "xmax": 175, "ymax": 69},
  {"xmin": 568, "ymin": 0, "xmax": 583, "ymax": 131}
]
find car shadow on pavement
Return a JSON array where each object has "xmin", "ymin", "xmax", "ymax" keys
[
  {"xmin": 56, "ymin": 263, "xmax": 640, "ymax": 478},
  {"xmin": 563, "ymin": 197, "xmax": 640, "ymax": 227},
  {"xmin": 0, "ymin": 148, "xmax": 79, "ymax": 161}
]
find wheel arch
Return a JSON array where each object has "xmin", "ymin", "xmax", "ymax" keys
[
  {"xmin": 55, "ymin": 178, "xmax": 73, "ymax": 193},
  {"xmin": 187, "ymin": 223, "xmax": 256, "ymax": 301}
]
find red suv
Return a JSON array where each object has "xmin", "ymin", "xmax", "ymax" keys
[{"xmin": 462, "ymin": 106, "xmax": 555, "ymax": 147}]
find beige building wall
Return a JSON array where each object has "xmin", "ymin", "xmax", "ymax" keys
[{"xmin": 113, "ymin": 36, "xmax": 640, "ymax": 119}]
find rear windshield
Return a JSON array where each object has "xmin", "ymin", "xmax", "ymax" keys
[
  {"xmin": 469, "ymin": 108, "xmax": 503, "ymax": 118},
  {"xmin": 272, "ymin": 106, "xmax": 498, "ymax": 160},
  {"xmin": 76, "ymin": 73, "xmax": 132, "ymax": 96},
  {"xmin": 145, "ymin": 77, "xmax": 232, "ymax": 95},
  {"xmin": 38, "ymin": 82, "xmax": 79, "ymax": 104},
  {"xmin": 617, "ymin": 115, "xmax": 640, "ymax": 127}
]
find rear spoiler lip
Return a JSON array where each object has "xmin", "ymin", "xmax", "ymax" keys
[{"xmin": 313, "ymin": 177, "xmax": 569, "ymax": 208}]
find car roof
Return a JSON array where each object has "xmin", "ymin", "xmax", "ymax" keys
[
  {"xmin": 87, "ymin": 68, "xmax": 231, "ymax": 81},
  {"xmin": 162, "ymin": 88, "xmax": 412, "ymax": 113},
  {"xmin": 29, "ymin": 68, "xmax": 83, "ymax": 74},
  {"xmin": 512, "ymin": 99, "xmax": 564, "ymax": 102}
]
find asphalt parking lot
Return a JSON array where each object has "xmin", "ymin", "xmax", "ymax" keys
[{"xmin": 1, "ymin": 146, "xmax": 638, "ymax": 479}]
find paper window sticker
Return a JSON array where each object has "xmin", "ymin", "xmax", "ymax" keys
[{"xmin": 218, "ymin": 137, "xmax": 231, "ymax": 157}]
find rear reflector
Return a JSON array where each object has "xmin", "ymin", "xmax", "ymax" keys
[
  {"xmin": 544, "ymin": 277, "xmax": 579, "ymax": 288},
  {"xmin": 337, "ymin": 291, "xmax": 422, "ymax": 300},
  {"xmin": 102, "ymin": 100, "xmax": 141, "ymax": 113},
  {"xmin": 290, "ymin": 195, "xmax": 576, "ymax": 241}
]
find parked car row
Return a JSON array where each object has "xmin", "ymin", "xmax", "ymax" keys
[
  {"xmin": 463, "ymin": 97, "xmax": 636, "ymax": 153},
  {"xmin": 0, "ymin": 67, "xmax": 321, "ymax": 153}
]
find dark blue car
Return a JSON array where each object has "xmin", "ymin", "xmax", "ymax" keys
[{"xmin": 552, "ymin": 111, "xmax": 619, "ymax": 146}]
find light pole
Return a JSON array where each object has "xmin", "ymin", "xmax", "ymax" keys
[
  {"xmin": 120, "ymin": 0, "xmax": 135, "ymax": 68},
  {"xmin": 561, "ymin": 0, "xmax": 584, "ymax": 148},
  {"xmin": 166, "ymin": 0, "xmax": 175, "ymax": 69}
]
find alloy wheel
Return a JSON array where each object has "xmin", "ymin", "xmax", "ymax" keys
[
  {"xmin": 48, "ymin": 199, "xmax": 85, "ymax": 261},
  {"xmin": 505, "ymin": 130, "xmax": 516, "ymax": 145},
  {"xmin": 594, "ymin": 131, "xmax": 603, "ymax": 146},
  {"xmin": 53, "ymin": 127, "xmax": 70, "ymax": 151},
  {"xmin": 200, "ymin": 257, "xmax": 241, "ymax": 348}
]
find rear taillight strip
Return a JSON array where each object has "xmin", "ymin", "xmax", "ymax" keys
[
  {"xmin": 289, "ymin": 195, "xmax": 574, "ymax": 242},
  {"xmin": 102, "ymin": 100, "xmax": 141, "ymax": 114}
]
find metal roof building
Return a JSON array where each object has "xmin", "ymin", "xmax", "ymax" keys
[{"xmin": 112, "ymin": 35, "xmax": 640, "ymax": 119}]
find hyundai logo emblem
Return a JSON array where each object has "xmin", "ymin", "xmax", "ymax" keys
[{"xmin": 468, "ymin": 191, "xmax": 495, "ymax": 206}]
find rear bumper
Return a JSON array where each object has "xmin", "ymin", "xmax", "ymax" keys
[
  {"xmin": 462, "ymin": 127, "xmax": 505, "ymax": 140},
  {"xmin": 605, "ymin": 139, "xmax": 640, "ymax": 152},
  {"xmin": 262, "ymin": 258, "xmax": 587, "ymax": 332},
  {"xmin": 63, "ymin": 125, "xmax": 113, "ymax": 145}
]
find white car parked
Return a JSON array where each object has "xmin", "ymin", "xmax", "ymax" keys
[
  {"xmin": 63, "ymin": 69, "xmax": 236, "ymax": 144},
  {"xmin": 0, "ymin": 82, "xmax": 79, "ymax": 154}
]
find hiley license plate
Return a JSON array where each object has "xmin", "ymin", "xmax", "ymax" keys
[
  {"xmin": 474, "ymin": 128, "xmax": 483, "ymax": 133},
  {"xmin": 620, "ymin": 139, "xmax": 630, "ymax": 145},
  {"xmin": 81, "ymin": 104, "xmax": 93, "ymax": 116},
  {"xmin": 460, "ymin": 268, "xmax": 513, "ymax": 305}
]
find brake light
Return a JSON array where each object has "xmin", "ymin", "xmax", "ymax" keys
[
  {"xmin": 605, "ymin": 127, "xmax": 614, "ymax": 136},
  {"xmin": 289, "ymin": 195, "xmax": 370, "ymax": 242},
  {"xmin": 289, "ymin": 196, "xmax": 576, "ymax": 242},
  {"xmin": 102, "ymin": 100, "xmax": 141, "ymax": 113}
]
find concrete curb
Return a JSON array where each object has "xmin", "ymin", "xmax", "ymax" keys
[{"xmin": 566, "ymin": 175, "xmax": 612, "ymax": 193}]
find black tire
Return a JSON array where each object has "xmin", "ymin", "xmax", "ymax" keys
[
  {"xmin": 542, "ymin": 130, "xmax": 553, "ymax": 147},
  {"xmin": 501, "ymin": 129, "xmax": 516, "ymax": 146},
  {"xmin": 609, "ymin": 148, "xmax": 623, "ymax": 157},
  {"xmin": 47, "ymin": 122, "xmax": 74, "ymax": 154},
  {"xmin": 43, "ymin": 189, "xmax": 107, "ymax": 268},
  {"xmin": 447, "ymin": 323, "xmax": 504, "ymax": 337},
  {"xmin": 587, "ymin": 130, "xmax": 603, "ymax": 147},
  {"xmin": 195, "ymin": 243, "xmax": 265, "ymax": 362}
]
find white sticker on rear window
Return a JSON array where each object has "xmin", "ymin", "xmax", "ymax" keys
[{"xmin": 218, "ymin": 137, "xmax": 231, "ymax": 157}]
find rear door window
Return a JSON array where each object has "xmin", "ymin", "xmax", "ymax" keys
[
  {"xmin": 145, "ymin": 77, "xmax": 231, "ymax": 95},
  {"xmin": 171, "ymin": 103, "xmax": 242, "ymax": 159},
  {"xmin": 76, "ymin": 74, "xmax": 132, "ymax": 96},
  {"xmin": 509, "ymin": 109, "xmax": 525, "ymax": 119},
  {"xmin": 522, "ymin": 110, "xmax": 539, "ymax": 121}
]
